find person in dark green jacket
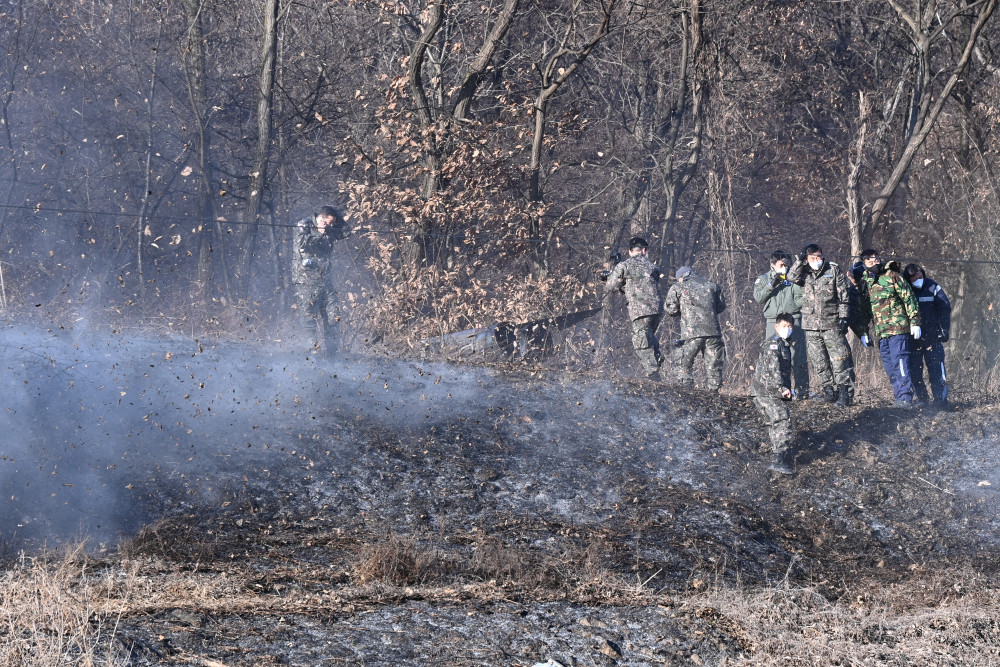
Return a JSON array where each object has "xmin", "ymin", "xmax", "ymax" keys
[{"xmin": 753, "ymin": 250, "xmax": 808, "ymax": 399}]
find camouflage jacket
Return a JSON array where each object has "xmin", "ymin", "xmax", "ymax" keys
[
  {"xmin": 292, "ymin": 215, "xmax": 335, "ymax": 283},
  {"xmin": 860, "ymin": 265, "xmax": 920, "ymax": 338},
  {"xmin": 664, "ymin": 272, "xmax": 725, "ymax": 338},
  {"xmin": 605, "ymin": 254, "xmax": 663, "ymax": 321},
  {"xmin": 750, "ymin": 334, "xmax": 792, "ymax": 398},
  {"xmin": 752, "ymin": 270, "xmax": 803, "ymax": 321},
  {"xmin": 787, "ymin": 258, "xmax": 849, "ymax": 330}
]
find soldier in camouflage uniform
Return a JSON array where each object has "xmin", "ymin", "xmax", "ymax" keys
[
  {"xmin": 664, "ymin": 266, "xmax": 726, "ymax": 390},
  {"xmin": 293, "ymin": 205, "xmax": 350, "ymax": 356},
  {"xmin": 787, "ymin": 244, "xmax": 855, "ymax": 406},
  {"xmin": 604, "ymin": 237, "xmax": 664, "ymax": 377},
  {"xmin": 752, "ymin": 249, "xmax": 808, "ymax": 399},
  {"xmin": 751, "ymin": 312, "xmax": 796, "ymax": 475},
  {"xmin": 858, "ymin": 249, "xmax": 922, "ymax": 407}
]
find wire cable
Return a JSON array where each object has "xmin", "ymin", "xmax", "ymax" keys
[{"xmin": 1, "ymin": 201, "xmax": 996, "ymax": 267}]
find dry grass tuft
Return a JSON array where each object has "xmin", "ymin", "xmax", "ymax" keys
[
  {"xmin": 0, "ymin": 544, "xmax": 134, "ymax": 666},
  {"xmin": 350, "ymin": 531, "xmax": 637, "ymax": 602},
  {"xmin": 352, "ymin": 535, "xmax": 444, "ymax": 585},
  {"xmin": 469, "ymin": 534, "xmax": 548, "ymax": 588}
]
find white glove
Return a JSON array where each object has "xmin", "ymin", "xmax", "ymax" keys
[
  {"xmin": 861, "ymin": 335, "xmax": 871, "ymax": 347},
  {"xmin": 910, "ymin": 325, "xmax": 922, "ymax": 340}
]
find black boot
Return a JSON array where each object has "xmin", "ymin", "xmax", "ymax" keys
[
  {"xmin": 815, "ymin": 386, "xmax": 836, "ymax": 403},
  {"xmin": 835, "ymin": 386, "xmax": 851, "ymax": 407},
  {"xmin": 768, "ymin": 451, "xmax": 794, "ymax": 475}
]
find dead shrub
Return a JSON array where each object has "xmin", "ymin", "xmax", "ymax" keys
[
  {"xmin": 117, "ymin": 515, "xmax": 224, "ymax": 562},
  {"xmin": 469, "ymin": 535, "xmax": 538, "ymax": 587},
  {"xmin": 557, "ymin": 539, "xmax": 635, "ymax": 601},
  {"xmin": 352, "ymin": 535, "xmax": 444, "ymax": 586}
]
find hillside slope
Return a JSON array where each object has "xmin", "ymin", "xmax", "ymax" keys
[{"xmin": 3, "ymin": 322, "xmax": 1000, "ymax": 665}]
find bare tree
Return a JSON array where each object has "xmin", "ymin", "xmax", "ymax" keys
[
  {"xmin": 182, "ymin": 0, "xmax": 231, "ymax": 304},
  {"xmin": 526, "ymin": 0, "xmax": 617, "ymax": 276},
  {"xmin": 234, "ymin": 0, "xmax": 282, "ymax": 294},
  {"xmin": 847, "ymin": 0, "xmax": 999, "ymax": 254}
]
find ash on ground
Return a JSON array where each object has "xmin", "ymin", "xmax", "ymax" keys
[{"xmin": 3, "ymin": 322, "xmax": 999, "ymax": 665}]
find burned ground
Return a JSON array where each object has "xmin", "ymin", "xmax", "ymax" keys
[{"xmin": 3, "ymin": 320, "xmax": 1000, "ymax": 665}]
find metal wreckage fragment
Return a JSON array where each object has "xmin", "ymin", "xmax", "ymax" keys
[
  {"xmin": 422, "ymin": 248, "xmax": 623, "ymax": 360},
  {"xmin": 420, "ymin": 308, "xmax": 602, "ymax": 360}
]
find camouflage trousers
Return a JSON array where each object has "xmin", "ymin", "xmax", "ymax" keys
[
  {"xmin": 630, "ymin": 313, "xmax": 663, "ymax": 375},
  {"xmin": 766, "ymin": 318, "xmax": 809, "ymax": 396},
  {"xmin": 295, "ymin": 278, "xmax": 340, "ymax": 354},
  {"xmin": 753, "ymin": 396, "xmax": 791, "ymax": 454},
  {"xmin": 804, "ymin": 328, "xmax": 854, "ymax": 394},
  {"xmin": 675, "ymin": 336, "xmax": 725, "ymax": 389}
]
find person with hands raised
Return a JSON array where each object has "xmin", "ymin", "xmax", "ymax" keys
[
  {"xmin": 787, "ymin": 243, "xmax": 855, "ymax": 406},
  {"xmin": 858, "ymin": 249, "xmax": 922, "ymax": 408}
]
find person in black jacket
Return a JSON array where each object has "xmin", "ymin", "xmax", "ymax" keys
[{"xmin": 902, "ymin": 263, "xmax": 952, "ymax": 407}]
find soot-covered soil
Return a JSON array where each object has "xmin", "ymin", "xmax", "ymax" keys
[{"xmin": 3, "ymin": 321, "xmax": 1000, "ymax": 665}]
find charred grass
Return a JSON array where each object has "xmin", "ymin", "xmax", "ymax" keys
[
  {"xmin": 7, "ymin": 536, "xmax": 1000, "ymax": 665},
  {"xmin": 120, "ymin": 516, "xmax": 641, "ymax": 605},
  {"xmin": 686, "ymin": 567, "xmax": 1000, "ymax": 664}
]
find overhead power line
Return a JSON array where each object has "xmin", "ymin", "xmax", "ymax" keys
[{"xmin": 1, "ymin": 201, "xmax": 998, "ymax": 268}]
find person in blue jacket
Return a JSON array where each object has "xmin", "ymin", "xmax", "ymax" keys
[{"xmin": 902, "ymin": 263, "xmax": 952, "ymax": 408}]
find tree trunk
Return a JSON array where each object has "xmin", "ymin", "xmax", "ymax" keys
[
  {"xmin": 182, "ymin": 0, "xmax": 230, "ymax": 306},
  {"xmin": 236, "ymin": 0, "xmax": 281, "ymax": 294},
  {"xmin": 866, "ymin": 0, "xmax": 998, "ymax": 238},
  {"xmin": 452, "ymin": 0, "xmax": 520, "ymax": 122},
  {"xmin": 135, "ymin": 11, "xmax": 166, "ymax": 308},
  {"xmin": 0, "ymin": 1, "xmax": 26, "ymax": 244},
  {"xmin": 401, "ymin": 0, "xmax": 445, "ymax": 276},
  {"xmin": 655, "ymin": 0, "xmax": 703, "ymax": 273},
  {"xmin": 528, "ymin": 2, "xmax": 615, "ymax": 276},
  {"xmin": 845, "ymin": 91, "xmax": 871, "ymax": 258}
]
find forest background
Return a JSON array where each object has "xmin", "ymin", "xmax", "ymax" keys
[{"xmin": 2, "ymin": 0, "xmax": 1000, "ymax": 391}]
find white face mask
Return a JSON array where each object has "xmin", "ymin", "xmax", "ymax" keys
[
  {"xmin": 912, "ymin": 278, "xmax": 925, "ymax": 289},
  {"xmin": 772, "ymin": 265, "xmax": 786, "ymax": 277},
  {"xmin": 808, "ymin": 259, "xmax": 823, "ymax": 271},
  {"xmin": 776, "ymin": 326, "xmax": 793, "ymax": 340}
]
